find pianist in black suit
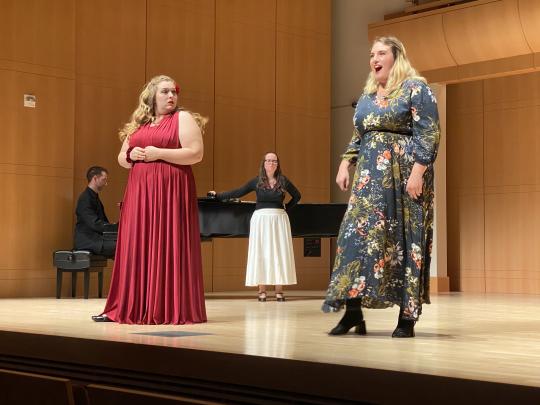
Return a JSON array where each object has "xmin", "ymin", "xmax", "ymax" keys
[
  {"xmin": 209, "ymin": 152, "xmax": 301, "ymax": 302},
  {"xmin": 74, "ymin": 166, "xmax": 116, "ymax": 258}
]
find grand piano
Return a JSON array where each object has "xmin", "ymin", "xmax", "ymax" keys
[
  {"xmin": 104, "ymin": 199, "xmax": 347, "ymax": 243},
  {"xmin": 198, "ymin": 198, "xmax": 347, "ymax": 239}
]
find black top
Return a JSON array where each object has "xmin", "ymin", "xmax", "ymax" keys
[
  {"xmin": 216, "ymin": 176, "xmax": 301, "ymax": 210},
  {"xmin": 74, "ymin": 187, "xmax": 111, "ymax": 253}
]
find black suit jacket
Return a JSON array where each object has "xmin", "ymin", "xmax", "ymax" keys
[{"xmin": 74, "ymin": 187, "xmax": 110, "ymax": 253}]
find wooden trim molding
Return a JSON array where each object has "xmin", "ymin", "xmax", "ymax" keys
[{"xmin": 431, "ymin": 276, "xmax": 450, "ymax": 293}]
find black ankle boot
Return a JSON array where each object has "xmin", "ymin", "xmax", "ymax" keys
[
  {"xmin": 392, "ymin": 307, "xmax": 415, "ymax": 338},
  {"xmin": 328, "ymin": 299, "xmax": 367, "ymax": 336}
]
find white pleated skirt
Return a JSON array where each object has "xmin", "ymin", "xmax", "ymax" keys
[{"xmin": 245, "ymin": 208, "xmax": 297, "ymax": 286}]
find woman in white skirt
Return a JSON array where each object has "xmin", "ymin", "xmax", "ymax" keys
[{"xmin": 209, "ymin": 152, "xmax": 301, "ymax": 302}]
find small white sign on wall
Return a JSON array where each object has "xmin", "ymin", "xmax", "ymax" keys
[{"xmin": 24, "ymin": 94, "xmax": 36, "ymax": 108}]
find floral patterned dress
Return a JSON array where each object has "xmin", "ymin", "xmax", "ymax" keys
[{"xmin": 323, "ymin": 79, "xmax": 440, "ymax": 321}]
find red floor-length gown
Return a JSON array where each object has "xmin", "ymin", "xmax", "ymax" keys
[{"xmin": 102, "ymin": 111, "xmax": 207, "ymax": 324}]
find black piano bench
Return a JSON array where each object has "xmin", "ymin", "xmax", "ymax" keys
[{"xmin": 53, "ymin": 250, "xmax": 107, "ymax": 299}]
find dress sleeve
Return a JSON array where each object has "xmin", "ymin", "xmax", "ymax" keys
[
  {"xmin": 409, "ymin": 81, "xmax": 440, "ymax": 165},
  {"xmin": 283, "ymin": 177, "xmax": 301, "ymax": 210},
  {"xmin": 341, "ymin": 127, "xmax": 362, "ymax": 164},
  {"xmin": 216, "ymin": 178, "xmax": 257, "ymax": 201}
]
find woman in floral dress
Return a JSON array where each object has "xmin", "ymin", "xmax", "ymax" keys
[{"xmin": 323, "ymin": 36, "xmax": 440, "ymax": 338}]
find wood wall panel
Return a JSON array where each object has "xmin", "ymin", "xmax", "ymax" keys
[
  {"xmin": 72, "ymin": 0, "xmax": 147, "ymax": 294},
  {"xmin": 147, "ymin": 0, "xmax": 215, "ymax": 194},
  {"xmin": 483, "ymin": 73, "xmax": 540, "ymax": 191},
  {"xmin": 289, "ymin": 238, "xmax": 330, "ymax": 290},
  {"xmin": 76, "ymin": 0, "xmax": 146, "ymax": 83},
  {"xmin": 213, "ymin": 104, "xmax": 275, "ymax": 193},
  {"xmin": 448, "ymin": 70, "xmax": 540, "ymax": 294},
  {"xmin": 446, "ymin": 193, "xmax": 461, "ymax": 291},
  {"xmin": 444, "ymin": 0, "xmax": 530, "ymax": 65},
  {"xmin": 445, "ymin": 112, "xmax": 484, "ymax": 190},
  {"xmin": 486, "ymin": 278, "xmax": 540, "ymax": 294},
  {"xmin": 2, "ymin": 0, "xmax": 331, "ymax": 296},
  {"xmin": 276, "ymin": 0, "xmax": 331, "ymax": 203},
  {"xmin": 212, "ymin": 0, "xmax": 276, "ymax": 291},
  {"xmin": 0, "ymin": 279, "xmax": 55, "ymax": 298},
  {"xmin": 484, "ymin": 192, "xmax": 540, "ymax": 277},
  {"xmin": 276, "ymin": 0, "xmax": 330, "ymax": 116},
  {"xmin": 73, "ymin": 83, "xmax": 140, "ymax": 219},
  {"xmin": 455, "ymin": 54, "xmax": 535, "ymax": 83},
  {"xmin": 212, "ymin": 238, "xmax": 331, "ymax": 292},
  {"xmin": 460, "ymin": 278, "xmax": 486, "ymax": 293},
  {"xmin": 215, "ymin": 0, "xmax": 275, "ymax": 104},
  {"xmin": 519, "ymin": 0, "xmax": 540, "ymax": 52},
  {"xmin": 74, "ymin": 0, "xmax": 147, "ymax": 223},
  {"xmin": 483, "ymin": 71, "xmax": 540, "ymax": 108},
  {"xmin": 273, "ymin": 0, "xmax": 331, "ymax": 290},
  {"xmin": 212, "ymin": 239, "xmax": 249, "ymax": 291},
  {"xmin": 147, "ymin": 0, "xmax": 215, "ymax": 96},
  {"xmin": 457, "ymin": 192, "xmax": 485, "ymax": 293},
  {"xmin": 201, "ymin": 242, "xmax": 213, "ymax": 293},
  {"xmin": 276, "ymin": 113, "xmax": 329, "ymax": 201},
  {"xmin": 0, "ymin": 172, "xmax": 73, "ymax": 267},
  {"xmin": 214, "ymin": 0, "xmax": 276, "ymax": 192},
  {"xmin": 0, "ymin": 173, "xmax": 73, "ymax": 270},
  {"xmin": 446, "ymin": 80, "xmax": 484, "ymax": 292},
  {"xmin": 368, "ymin": 0, "xmax": 540, "ymax": 83},
  {"xmin": 3, "ymin": 71, "xmax": 75, "ymax": 169},
  {"xmin": 0, "ymin": 64, "xmax": 74, "ymax": 297},
  {"xmin": 0, "ymin": 0, "xmax": 74, "ymax": 77},
  {"xmin": 484, "ymin": 106, "xmax": 540, "ymax": 188},
  {"xmin": 369, "ymin": 14, "xmax": 454, "ymax": 72},
  {"xmin": 481, "ymin": 71, "xmax": 540, "ymax": 293}
]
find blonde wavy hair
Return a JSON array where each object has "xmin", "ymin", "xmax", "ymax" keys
[
  {"xmin": 119, "ymin": 75, "xmax": 208, "ymax": 141},
  {"xmin": 363, "ymin": 36, "xmax": 426, "ymax": 96}
]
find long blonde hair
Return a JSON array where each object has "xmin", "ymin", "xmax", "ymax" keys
[
  {"xmin": 363, "ymin": 36, "xmax": 426, "ymax": 96},
  {"xmin": 119, "ymin": 75, "xmax": 208, "ymax": 141}
]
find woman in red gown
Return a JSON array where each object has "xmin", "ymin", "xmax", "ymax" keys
[{"xmin": 92, "ymin": 75, "xmax": 207, "ymax": 324}]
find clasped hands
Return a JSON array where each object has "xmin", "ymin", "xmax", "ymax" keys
[{"xmin": 129, "ymin": 146, "xmax": 160, "ymax": 162}]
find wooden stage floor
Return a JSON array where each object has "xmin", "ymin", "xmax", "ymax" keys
[{"xmin": 1, "ymin": 292, "xmax": 540, "ymax": 404}]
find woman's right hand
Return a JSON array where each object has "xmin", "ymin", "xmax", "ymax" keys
[{"xmin": 336, "ymin": 160, "xmax": 351, "ymax": 191}]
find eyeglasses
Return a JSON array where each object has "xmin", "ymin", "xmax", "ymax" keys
[{"xmin": 264, "ymin": 159, "xmax": 278, "ymax": 164}]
